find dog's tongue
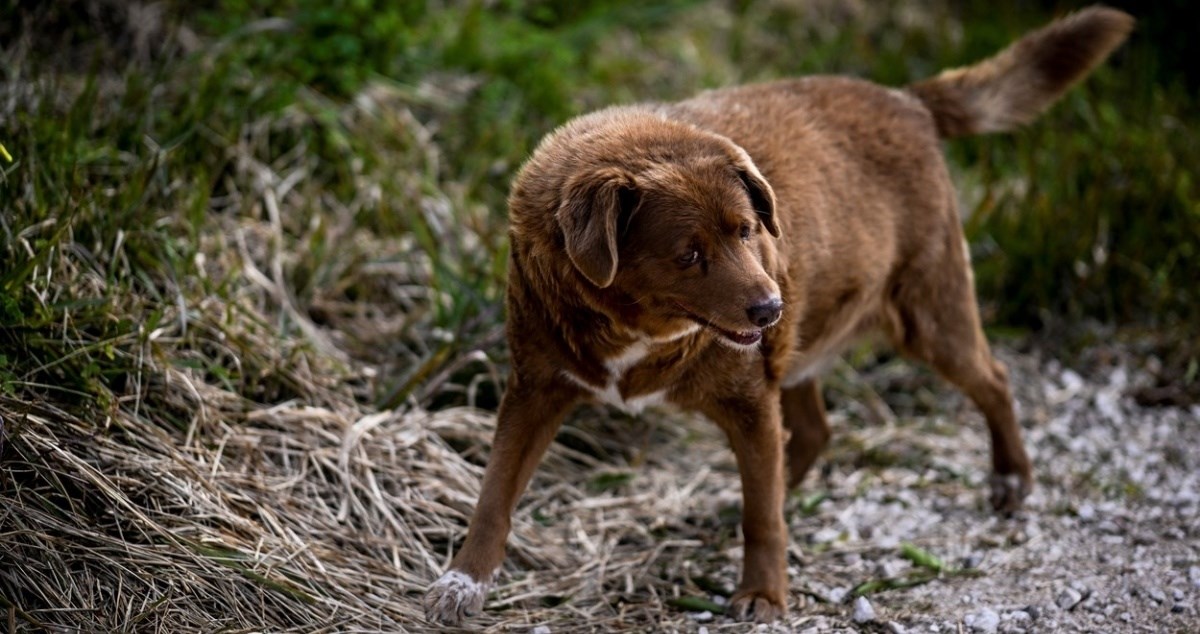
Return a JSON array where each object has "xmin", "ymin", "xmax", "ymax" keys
[{"xmin": 725, "ymin": 329, "xmax": 762, "ymax": 345}]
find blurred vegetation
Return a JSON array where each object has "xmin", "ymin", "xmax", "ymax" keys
[{"xmin": 1, "ymin": 0, "xmax": 1197, "ymax": 416}]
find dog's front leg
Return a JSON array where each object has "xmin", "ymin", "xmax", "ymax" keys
[
  {"xmin": 424, "ymin": 377, "xmax": 578, "ymax": 625},
  {"xmin": 703, "ymin": 390, "xmax": 789, "ymax": 622}
]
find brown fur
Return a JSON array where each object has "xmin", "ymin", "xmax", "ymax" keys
[
  {"xmin": 425, "ymin": 6, "xmax": 1132, "ymax": 625},
  {"xmin": 909, "ymin": 6, "xmax": 1134, "ymax": 137}
]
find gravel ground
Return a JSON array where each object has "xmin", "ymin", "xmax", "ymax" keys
[
  {"xmin": 687, "ymin": 344, "xmax": 1200, "ymax": 633},
  {"xmin": 466, "ymin": 342, "xmax": 1199, "ymax": 633}
]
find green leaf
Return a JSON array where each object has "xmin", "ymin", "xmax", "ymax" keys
[
  {"xmin": 588, "ymin": 471, "xmax": 635, "ymax": 493},
  {"xmin": 900, "ymin": 542, "xmax": 945, "ymax": 572},
  {"xmin": 851, "ymin": 572, "xmax": 938, "ymax": 597},
  {"xmin": 797, "ymin": 491, "xmax": 828, "ymax": 516},
  {"xmin": 667, "ymin": 596, "xmax": 727, "ymax": 614}
]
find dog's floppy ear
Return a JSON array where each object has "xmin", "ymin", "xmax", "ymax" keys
[
  {"xmin": 556, "ymin": 167, "xmax": 639, "ymax": 288},
  {"xmin": 731, "ymin": 149, "xmax": 780, "ymax": 238}
]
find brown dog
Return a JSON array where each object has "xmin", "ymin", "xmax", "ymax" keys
[{"xmin": 425, "ymin": 6, "xmax": 1132, "ymax": 625}]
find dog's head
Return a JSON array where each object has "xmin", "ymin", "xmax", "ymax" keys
[{"xmin": 554, "ymin": 126, "xmax": 783, "ymax": 349}]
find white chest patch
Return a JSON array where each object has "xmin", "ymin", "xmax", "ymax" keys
[{"xmin": 562, "ymin": 324, "xmax": 698, "ymax": 414}]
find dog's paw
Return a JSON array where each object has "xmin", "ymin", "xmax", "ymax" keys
[
  {"xmin": 423, "ymin": 569, "xmax": 489, "ymax": 625},
  {"xmin": 989, "ymin": 471, "xmax": 1032, "ymax": 514},
  {"xmin": 728, "ymin": 588, "xmax": 787, "ymax": 622}
]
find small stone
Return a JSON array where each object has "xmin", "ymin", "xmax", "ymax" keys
[
  {"xmin": 1131, "ymin": 531, "xmax": 1156, "ymax": 546},
  {"xmin": 1173, "ymin": 588, "xmax": 1185, "ymax": 601},
  {"xmin": 812, "ymin": 527, "xmax": 842, "ymax": 544},
  {"xmin": 828, "ymin": 587, "xmax": 849, "ymax": 604},
  {"xmin": 1189, "ymin": 566, "xmax": 1200, "ymax": 588},
  {"xmin": 532, "ymin": 627, "xmax": 551, "ymax": 634},
  {"xmin": 698, "ymin": 628, "xmax": 709, "ymax": 634},
  {"xmin": 853, "ymin": 596, "xmax": 877, "ymax": 623},
  {"xmin": 962, "ymin": 553, "xmax": 983, "ymax": 569},
  {"xmin": 1005, "ymin": 610, "xmax": 1031, "ymax": 624},
  {"xmin": 1056, "ymin": 588, "xmax": 1083, "ymax": 611},
  {"xmin": 689, "ymin": 610, "xmax": 713, "ymax": 622},
  {"xmin": 887, "ymin": 621, "xmax": 907, "ymax": 634},
  {"xmin": 1059, "ymin": 369, "xmax": 1084, "ymax": 396},
  {"xmin": 1120, "ymin": 612, "xmax": 1132, "ymax": 622},
  {"xmin": 1077, "ymin": 503, "xmax": 1096, "ymax": 521},
  {"xmin": 965, "ymin": 608, "xmax": 1000, "ymax": 633},
  {"xmin": 1095, "ymin": 388, "xmax": 1122, "ymax": 420},
  {"xmin": 1148, "ymin": 587, "xmax": 1167, "ymax": 604},
  {"xmin": 1069, "ymin": 581, "xmax": 1092, "ymax": 600},
  {"xmin": 1023, "ymin": 605, "xmax": 1041, "ymax": 620},
  {"xmin": 877, "ymin": 559, "xmax": 906, "ymax": 578}
]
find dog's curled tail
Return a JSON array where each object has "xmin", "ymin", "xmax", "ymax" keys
[{"xmin": 907, "ymin": 6, "xmax": 1134, "ymax": 138}]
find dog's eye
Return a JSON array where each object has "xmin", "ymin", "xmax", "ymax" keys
[
  {"xmin": 678, "ymin": 249, "xmax": 701, "ymax": 267},
  {"xmin": 739, "ymin": 224, "xmax": 752, "ymax": 241}
]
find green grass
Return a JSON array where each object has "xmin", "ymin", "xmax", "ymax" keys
[{"xmin": 1, "ymin": 0, "xmax": 1197, "ymax": 418}]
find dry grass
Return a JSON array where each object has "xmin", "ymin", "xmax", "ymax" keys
[{"xmin": 0, "ymin": 333, "xmax": 774, "ymax": 631}]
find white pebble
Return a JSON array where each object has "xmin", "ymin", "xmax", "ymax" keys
[
  {"xmin": 965, "ymin": 608, "xmax": 999, "ymax": 633},
  {"xmin": 1005, "ymin": 609, "xmax": 1031, "ymax": 624},
  {"xmin": 1056, "ymin": 587, "xmax": 1083, "ymax": 611},
  {"xmin": 852, "ymin": 596, "xmax": 876, "ymax": 623},
  {"xmin": 1148, "ymin": 587, "xmax": 1167, "ymax": 604}
]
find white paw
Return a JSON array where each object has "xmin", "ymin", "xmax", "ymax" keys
[{"xmin": 423, "ymin": 569, "xmax": 490, "ymax": 625}]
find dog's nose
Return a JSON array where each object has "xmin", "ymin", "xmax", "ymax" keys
[{"xmin": 746, "ymin": 297, "xmax": 783, "ymax": 328}]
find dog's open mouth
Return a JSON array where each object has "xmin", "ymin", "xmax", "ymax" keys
[
  {"xmin": 675, "ymin": 304, "xmax": 765, "ymax": 347},
  {"xmin": 712, "ymin": 325, "xmax": 763, "ymax": 346}
]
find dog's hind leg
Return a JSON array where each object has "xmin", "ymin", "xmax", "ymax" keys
[
  {"xmin": 781, "ymin": 379, "xmax": 831, "ymax": 489},
  {"xmin": 888, "ymin": 236, "xmax": 1033, "ymax": 514},
  {"xmin": 424, "ymin": 378, "xmax": 579, "ymax": 625},
  {"xmin": 944, "ymin": 347, "xmax": 1032, "ymax": 514}
]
